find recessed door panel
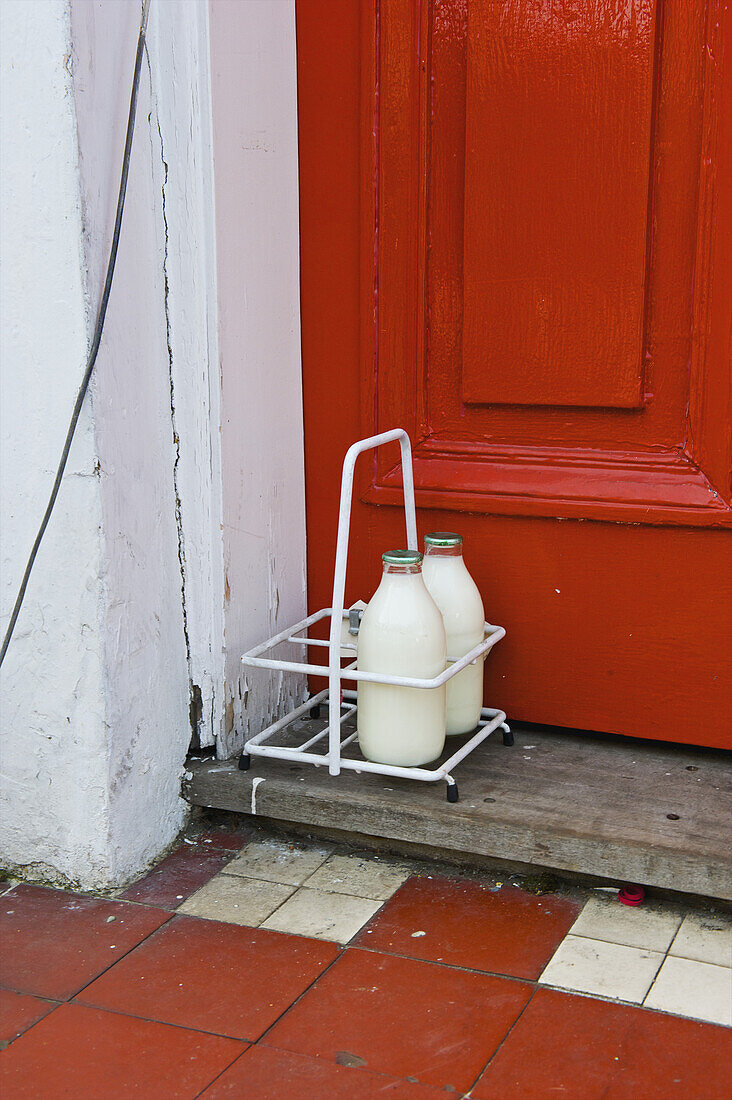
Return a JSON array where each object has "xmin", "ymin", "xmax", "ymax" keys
[{"xmin": 463, "ymin": 0, "xmax": 656, "ymax": 408}]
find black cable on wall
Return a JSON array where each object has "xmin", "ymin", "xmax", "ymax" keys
[{"xmin": 0, "ymin": 0, "xmax": 151, "ymax": 669}]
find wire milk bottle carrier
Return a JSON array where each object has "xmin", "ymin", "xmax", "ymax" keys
[{"xmin": 239, "ymin": 429, "xmax": 511, "ymax": 801}]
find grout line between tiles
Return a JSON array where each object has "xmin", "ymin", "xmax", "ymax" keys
[
  {"xmin": 555, "ymin": 929, "xmax": 679, "ymax": 954},
  {"xmin": 0, "ymin": 988, "xmax": 63, "ymax": 1007},
  {"xmin": 233, "ymin": 892, "xmax": 400, "ymax": 1047},
  {"xmin": 535, "ymin": 978, "xmax": 732, "ymax": 1027},
  {"xmin": 464, "ymin": 986, "xmax": 540, "ymax": 1097},
  {"xmin": 643, "ymin": 949, "xmax": 666, "ymax": 1003},
  {"xmin": 290, "ymin": 849, "xmax": 335, "ymax": 889},
  {"xmin": 353, "ymin": 943, "xmax": 542, "ymax": 987},
  {"xmin": 58, "ymin": 912, "xmax": 176, "ymax": 1003},
  {"xmin": 66, "ymin": 999, "xmax": 253, "ymax": 1046},
  {"xmin": 643, "ymin": 965, "xmax": 662, "ymax": 1009},
  {"xmin": 113, "ymin": 891, "xmax": 224, "ymax": 913},
  {"xmin": 243, "ymin": 880, "xmax": 312, "ymax": 930},
  {"xmin": 300, "ymin": 882, "xmax": 398, "ymax": 903},
  {"xmin": 665, "ymin": 922, "xmax": 689, "ymax": 961},
  {"xmin": 0, "ymin": 995, "xmax": 64, "ymax": 1049},
  {"xmin": 0, "ymin": 888, "xmax": 177, "ymax": 1007},
  {"xmin": 639, "ymin": 952, "xmax": 732, "ymax": 1020},
  {"xmin": 228, "ymin": 876, "xmax": 397, "ymax": 940},
  {"xmin": 251, "ymin": 948, "xmax": 347, "ymax": 1047},
  {"xmin": 342, "ymin": 896, "xmax": 393, "ymax": 946},
  {"xmin": 192, "ymin": 1046, "xmax": 251, "ymax": 1099}
]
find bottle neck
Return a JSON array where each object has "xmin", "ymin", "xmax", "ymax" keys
[
  {"xmin": 424, "ymin": 545, "xmax": 463, "ymax": 560},
  {"xmin": 383, "ymin": 562, "xmax": 422, "ymax": 577}
]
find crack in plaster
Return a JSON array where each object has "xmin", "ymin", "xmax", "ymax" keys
[{"xmin": 148, "ymin": 49, "xmax": 198, "ymax": 742}]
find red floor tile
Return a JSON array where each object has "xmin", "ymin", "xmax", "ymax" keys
[
  {"xmin": 118, "ymin": 841, "xmax": 232, "ymax": 908},
  {"xmin": 201, "ymin": 1044, "xmax": 450, "ymax": 1098},
  {"xmin": 472, "ymin": 987, "xmax": 732, "ymax": 1100},
  {"xmin": 0, "ymin": 1002, "xmax": 244, "ymax": 1100},
  {"xmin": 265, "ymin": 947, "xmax": 532, "ymax": 1092},
  {"xmin": 357, "ymin": 875, "xmax": 580, "ymax": 979},
  {"xmin": 0, "ymin": 989, "xmax": 59, "ymax": 1043},
  {"xmin": 78, "ymin": 915, "xmax": 339, "ymax": 1041},
  {"xmin": 0, "ymin": 885, "xmax": 170, "ymax": 999}
]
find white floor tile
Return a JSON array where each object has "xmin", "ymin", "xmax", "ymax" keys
[
  {"xmin": 303, "ymin": 853, "xmax": 411, "ymax": 900},
  {"xmin": 178, "ymin": 873, "xmax": 294, "ymax": 926},
  {"xmin": 222, "ymin": 838, "xmax": 332, "ymax": 886},
  {"xmin": 539, "ymin": 935, "xmax": 664, "ymax": 1003},
  {"xmin": 669, "ymin": 911, "xmax": 732, "ymax": 968},
  {"xmin": 260, "ymin": 886, "xmax": 383, "ymax": 943},
  {"xmin": 645, "ymin": 955, "xmax": 732, "ymax": 1026},
  {"xmin": 569, "ymin": 894, "xmax": 682, "ymax": 952}
]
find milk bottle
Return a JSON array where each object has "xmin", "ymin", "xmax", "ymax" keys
[
  {"xmin": 357, "ymin": 550, "xmax": 447, "ymax": 766},
  {"xmin": 422, "ymin": 532, "xmax": 485, "ymax": 735}
]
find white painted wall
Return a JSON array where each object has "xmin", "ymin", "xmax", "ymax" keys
[
  {"xmin": 0, "ymin": 0, "xmax": 307, "ymax": 885},
  {"xmin": 70, "ymin": 0, "xmax": 212, "ymax": 880},
  {"xmin": 0, "ymin": 0, "xmax": 225, "ymax": 888},
  {"xmin": 209, "ymin": 0, "xmax": 308, "ymax": 758},
  {"xmin": 146, "ymin": 2, "xmax": 226, "ymax": 750},
  {"xmin": 0, "ymin": 0, "xmax": 111, "ymax": 886}
]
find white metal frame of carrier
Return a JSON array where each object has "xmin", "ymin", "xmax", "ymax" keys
[{"xmin": 239, "ymin": 429, "xmax": 512, "ymax": 801}]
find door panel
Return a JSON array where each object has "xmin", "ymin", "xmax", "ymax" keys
[
  {"xmin": 463, "ymin": 0, "xmax": 656, "ymax": 408},
  {"xmin": 296, "ymin": 0, "xmax": 732, "ymax": 747}
]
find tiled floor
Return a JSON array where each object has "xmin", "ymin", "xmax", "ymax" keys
[
  {"xmin": 538, "ymin": 892, "xmax": 732, "ymax": 1026},
  {"xmin": 1, "ymin": 825, "xmax": 730, "ymax": 1098}
]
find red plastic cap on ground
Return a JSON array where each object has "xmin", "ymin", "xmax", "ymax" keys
[{"xmin": 618, "ymin": 885, "xmax": 645, "ymax": 907}]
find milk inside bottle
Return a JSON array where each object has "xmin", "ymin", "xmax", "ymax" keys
[
  {"xmin": 357, "ymin": 550, "xmax": 447, "ymax": 767},
  {"xmin": 422, "ymin": 532, "xmax": 485, "ymax": 735}
]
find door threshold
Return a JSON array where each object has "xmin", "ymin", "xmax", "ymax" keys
[{"xmin": 185, "ymin": 723, "xmax": 732, "ymax": 901}]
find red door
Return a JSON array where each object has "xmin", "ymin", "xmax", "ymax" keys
[{"xmin": 296, "ymin": 0, "xmax": 732, "ymax": 748}]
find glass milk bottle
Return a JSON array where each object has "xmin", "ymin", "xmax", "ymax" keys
[
  {"xmin": 357, "ymin": 550, "xmax": 447, "ymax": 767},
  {"xmin": 422, "ymin": 532, "xmax": 485, "ymax": 735}
]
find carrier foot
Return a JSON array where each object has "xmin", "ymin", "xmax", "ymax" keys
[
  {"xmin": 501, "ymin": 723, "xmax": 514, "ymax": 747},
  {"xmin": 238, "ymin": 751, "xmax": 251, "ymax": 771},
  {"xmin": 446, "ymin": 780, "xmax": 459, "ymax": 803},
  {"xmin": 309, "ymin": 703, "xmax": 321, "ymax": 719}
]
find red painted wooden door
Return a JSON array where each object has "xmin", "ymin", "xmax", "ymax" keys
[{"xmin": 296, "ymin": 0, "xmax": 732, "ymax": 748}]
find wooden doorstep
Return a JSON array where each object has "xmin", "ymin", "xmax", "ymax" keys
[{"xmin": 184, "ymin": 724, "xmax": 732, "ymax": 901}]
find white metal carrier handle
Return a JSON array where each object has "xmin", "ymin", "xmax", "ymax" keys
[{"xmin": 327, "ymin": 429, "xmax": 417, "ymax": 774}]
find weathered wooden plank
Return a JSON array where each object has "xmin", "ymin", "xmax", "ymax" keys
[{"xmin": 185, "ymin": 725, "xmax": 732, "ymax": 900}]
